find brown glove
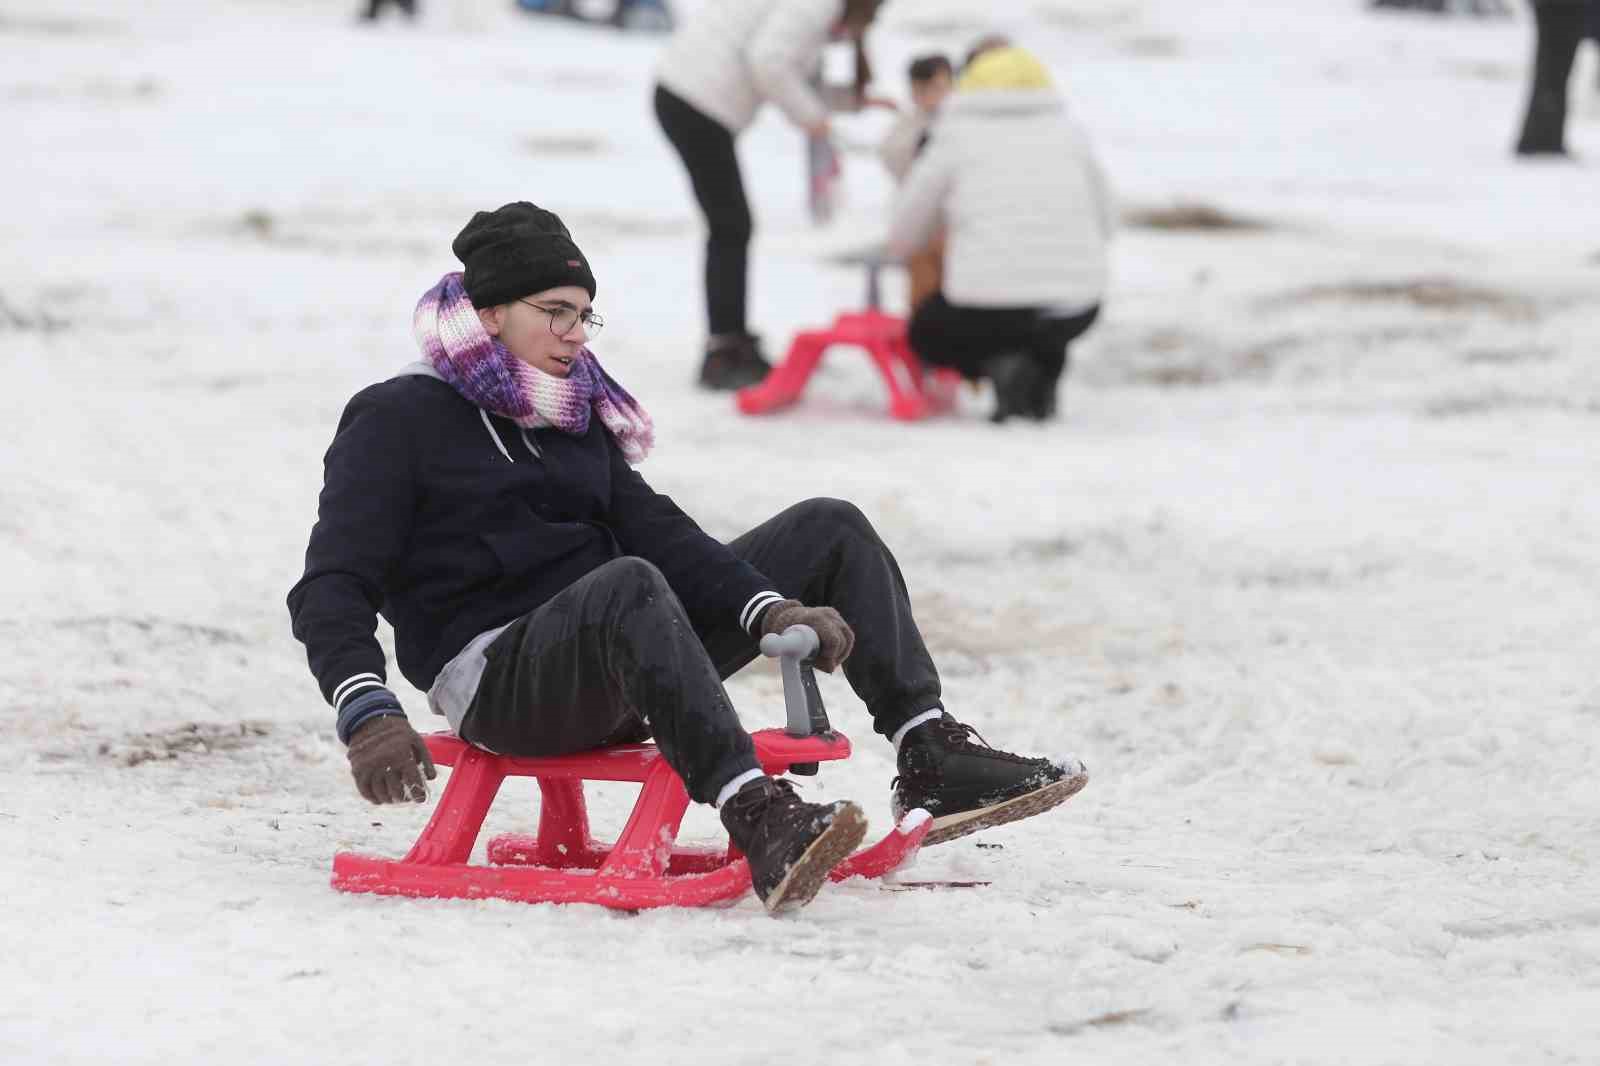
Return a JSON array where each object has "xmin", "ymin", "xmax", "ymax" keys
[
  {"xmin": 346, "ymin": 714, "xmax": 437, "ymax": 804},
  {"xmin": 760, "ymin": 599, "xmax": 855, "ymax": 673}
]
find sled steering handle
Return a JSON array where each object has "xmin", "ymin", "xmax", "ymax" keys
[
  {"xmin": 759, "ymin": 624, "xmax": 835, "ymax": 773},
  {"xmin": 758, "ymin": 625, "xmax": 820, "ymax": 662}
]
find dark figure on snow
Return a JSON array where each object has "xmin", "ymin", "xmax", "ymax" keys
[
  {"xmin": 1369, "ymin": 0, "xmax": 1514, "ymax": 13},
  {"xmin": 287, "ymin": 202, "xmax": 1088, "ymax": 914},
  {"xmin": 653, "ymin": 0, "xmax": 887, "ymax": 391},
  {"xmin": 360, "ymin": 0, "xmax": 417, "ymax": 21},
  {"xmin": 1515, "ymin": 0, "xmax": 1593, "ymax": 155},
  {"xmin": 1589, "ymin": 0, "xmax": 1600, "ymax": 91},
  {"xmin": 889, "ymin": 46, "xmax": 1113, "ymax": 423}
]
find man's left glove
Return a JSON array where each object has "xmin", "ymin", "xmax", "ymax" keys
[
  {"xmin": 346, "ymin": 713, "xmax": 438, "ymax": 805},
  {"xmin": 760, "ymin": 599, "xmax": 856, "ymax": 673}
]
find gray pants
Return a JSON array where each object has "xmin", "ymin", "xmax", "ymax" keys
[{"xmin": 459, "ymin": 498, "xmax": 943, "ymax": 804}]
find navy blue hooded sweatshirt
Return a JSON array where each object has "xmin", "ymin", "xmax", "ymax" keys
[{"xmin": 286, "ymin": 373, "xmax": 778, "ymax": 717}]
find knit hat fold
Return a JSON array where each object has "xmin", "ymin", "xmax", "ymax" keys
[{"xmin": 452, "ymin": 201, "xmax": 597, "ymax": 309}]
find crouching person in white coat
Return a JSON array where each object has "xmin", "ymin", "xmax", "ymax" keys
[
  {"xmin": 888, "ymin": 46, "xmax": 1113, "ymax": 423},
  {"xmin": 653, "ymin": 0, "xmax": 885, "ymax": 391}
]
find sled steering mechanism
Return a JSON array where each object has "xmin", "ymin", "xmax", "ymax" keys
[
  {"xmin": 762, "ymin": 622, "xmax": 833, "ymax": 774},
  {"xmin": 331, "ymin": 624, "xmax": 931, "ymax": 910}
]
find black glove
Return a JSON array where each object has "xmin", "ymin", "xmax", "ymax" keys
[
  {"xmin": 760, "ymin": 599, "xmax": 855, "ymax": 672},
  {"xmin": 346, "ymin": 714, "xmax": 437, "ymax": 804}
]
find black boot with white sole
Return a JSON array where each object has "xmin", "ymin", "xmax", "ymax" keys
[{"xmin": 891, "ymin": 715, "xmax": 1088, "ymax": 846}]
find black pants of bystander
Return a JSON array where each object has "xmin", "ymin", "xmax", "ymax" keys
[
  {"xmin": 361, "ymin": 0, "xmax": 417, "ymax": 18},
  {"xmin": 653, "ymin": 85, "xmax": 752, "ymax": 338},
  {"xmin": 1516, "ymin": 0, "xmax": 1588, "ymax": 154},
  {"xmin": 909, "ymin": 294, "xmax": 1100, "ymax": 418}
]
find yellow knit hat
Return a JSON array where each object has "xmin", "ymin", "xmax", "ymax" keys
[{"xmin": 957, "ymin": 46, "xmax": 1054, "ymax": 92}]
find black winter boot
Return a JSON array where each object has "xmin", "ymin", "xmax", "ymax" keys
[
  {"xmin": 698, "ymin": 333, "xmax": 772, "ymax": 391},
  {"xmin": 892, "ymin": 716, "xmax": 1088, "ymax": 845},
  {"xmin": 983, "ymin": 351, "xmax": 1045, "ymax": 423},
  {"xmin": 720, "ymin": 777, "xmax": 867, "ymax": 914},
  {"xmin": 1033, "ymin": 370, "xmax": 1061, "ymax": 421}
]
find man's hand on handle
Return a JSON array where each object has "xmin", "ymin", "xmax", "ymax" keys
[
  {"xmin": 347, "ymin": 714, "xmax": 437, "ymax": 804},
  {"xmin": 760, "ymin": 599, "xmax": 855, "ymax": 673}
]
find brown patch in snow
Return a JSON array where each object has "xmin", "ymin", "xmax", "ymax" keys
[
  {"xmin": 1121, "ymin": 34, "xmax": 1182, "ymax": 58},
  {"xmin": 523, "ymin": 134, "xmax": 610, "ymax": 157},
  {"xmin": 1269, "ymin": 277, "xmax": 1536, "ymax": 319},
  {"xmin": 1422, "ymin": 390, "xmax": 1599, "ymax": 418},
  {"xmin": 1124, "ymin": 202, "xmax": 1272, "ymax": 232},
  {"xmin": 99, "ymin": 721, "xmax": 274, "ymax": 767},
  {"xmin": 0, "ymin": 14, "xmax": 120, "ymax": 37},
  {"xmin": 1459, "ymin": 346, "xmax": 1556, "ymax": 365},
  {"xmin": 1047, "ymin": 1007, "xmax": 1156, "ymax": 1036}
]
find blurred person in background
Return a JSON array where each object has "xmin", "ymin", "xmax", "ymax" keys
[
  {"xmin": 877, "ymin": 54, "xmax": 953, "ymax": 181},
  {"xmin": 360, "ymin": 0, "xmax": 417, "ymax": 22},
  {"xmin": 963, "ymin": 33, "xmax": 1013, "ymax": 70},
  {"xmin": 653, "ymin": 0, "xmax": 887, "ymax": 391},
  {"xmin": 1589, "ymin": 0, "xmax": 1600, "ymax": 91},
  {"xmin": 1515, "ymin": 0, "xmax": 1590, "ymax": 155},
  {"xmin": 888, "ymin": 46, "xmax": 1112, "ymax": 423},
  {"xmin": 877, "ymin": 53, "xmax": 953, "ymax": 314}
]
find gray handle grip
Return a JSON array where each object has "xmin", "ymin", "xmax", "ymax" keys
[
  {"xmin": 759, "ymin": 624, "xmax": 820, "ymax": 662},
  {"xmin": 760, "ymin": 624, "xmax": 827, "ymax": 739}
]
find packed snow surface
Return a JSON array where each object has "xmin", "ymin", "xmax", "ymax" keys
[{"xmin": 3, "ymin": 1, "xmax": 1598, "ymax": 1063}]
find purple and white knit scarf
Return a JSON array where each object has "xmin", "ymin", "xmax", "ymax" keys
[{"xmin": 413, "ymin": 272, "xmax": 654, "ymax": 463}]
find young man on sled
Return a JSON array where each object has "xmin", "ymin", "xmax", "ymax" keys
[{"xmin": 287, "ymin": 202, "xmax": 1088, "ymax": 914}]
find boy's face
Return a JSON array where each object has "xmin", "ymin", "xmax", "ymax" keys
[
  {"xmin": 477, "ymin": 284, "xmax": 593, "ymax": 378},
  {"xmin": 911, "ymin": 70, "xmax": 953, "ymax": 115}
]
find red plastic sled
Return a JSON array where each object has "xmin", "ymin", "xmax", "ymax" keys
[
  {"xmin": 332, "ymin": 729, "xmax": 930, "ymax": 910},
  {"xmin": 736, "ymin": 308, "xmax": 961, "ymax": 422}
]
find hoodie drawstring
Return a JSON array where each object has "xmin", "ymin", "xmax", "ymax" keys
[{"xmin": 479, "ymin": 408, "xmax": 513, "ymax": 463}]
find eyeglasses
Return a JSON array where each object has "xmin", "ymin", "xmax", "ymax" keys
[{"xmin": 517, "ymin": 299, "xmax": 604, "ymax": 339}]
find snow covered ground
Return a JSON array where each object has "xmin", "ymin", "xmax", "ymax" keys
[{"xmin": 3, "ymin": 0, "xmax": 1598, "ymax": 1062}]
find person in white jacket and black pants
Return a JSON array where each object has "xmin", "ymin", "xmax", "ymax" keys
[
  {"xmin": 654, "ymin": 0, "xmax": 884, "ymax": 390},
  {"xmin": 888, "ymin": 46, "xmax": 1113, "ymax": 422}
]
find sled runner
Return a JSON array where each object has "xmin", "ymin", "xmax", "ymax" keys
[
  {"xmin": 332, "ymin": 626, "xmax": 930, "ymax": 910},
  {"xmin": 736, "ymin": 262, "xmax": 961, "ymax": 421}
]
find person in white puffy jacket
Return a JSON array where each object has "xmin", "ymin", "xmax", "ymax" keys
[
  {"xmin": 654, "ymin": 0, "xmax": 885, "ymax": 390},
  {"xmin": 888, "ymin": 46, "xmax": 1113, "ymax": 423}
]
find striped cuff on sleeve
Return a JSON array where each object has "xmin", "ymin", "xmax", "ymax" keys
[
  {"xmin": 739, "ymin": 590, "xmax": 786, "ymax": 635},
  {"xmin": 331, "ymin": 672, "xmax": 385, "ymax": 709},
  {"xmin": 336, "ymin": 687, "xmax": 405, "ymax": 745},
  {"xmin": 331, "ymin": 672, "xmax": 401, "ymax": 744}
]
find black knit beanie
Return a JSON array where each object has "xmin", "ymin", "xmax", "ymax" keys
[{"xmin": 452, "ymin": 202, "xmax": 597, "ymax": 308}]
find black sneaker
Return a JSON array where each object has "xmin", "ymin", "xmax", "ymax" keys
[
  {"xmin": 698, "ymin": 334, "xmax": 773, "ymax": 391},
  {"xmin": 720, "ymin": 776, "xmax": 867, "ymax": 914},
  {"xmin": 983, "ymin": 352, "xmax": 1045, "ymax": 423},
  {"xmin": 891, "ymin": 716, "xmax": 1088, "ymax": 846}
]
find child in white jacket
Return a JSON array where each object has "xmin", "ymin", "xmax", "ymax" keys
[
  {"xmin": 888, "ymin": 46, "xmax": 1113, "ymax": 422},
  {"xmin": 876, "ymin": 54, "xmax": 953, "ymax": 182},
  {"xmin": 654, "ymin": 0, "xmax": 884, "ymax": 391}
]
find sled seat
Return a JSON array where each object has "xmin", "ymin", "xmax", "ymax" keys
[
  {"xmin": 736, "ymin": 308, "xmax": 961, "ymax": 422},
  {"xmin": 331, "ymin": 728, "xmax": 930, "ymax": 911}
]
